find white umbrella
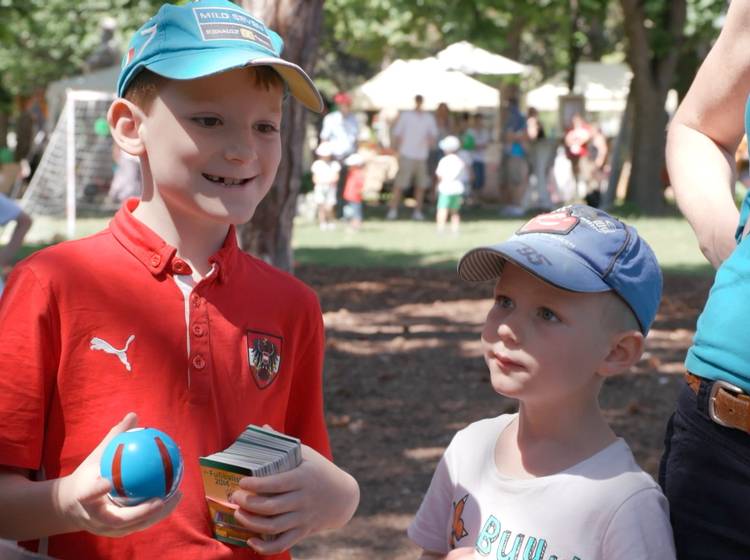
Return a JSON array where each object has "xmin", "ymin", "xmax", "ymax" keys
[
  {"xmin": 525, "ymin": 62, "xmax": 632, "ymax": 113},
  {"xmin": 436, "ymin": 41, "xmax": 528, "ymax": 75},
  {"xmin": 352, "ymin": 57, "xmax": 500, "ymax": 112}
]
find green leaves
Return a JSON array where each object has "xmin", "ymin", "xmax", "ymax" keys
[{"xmin": 0, "ymin": 0, "xmax": 163, "ymax": 97}]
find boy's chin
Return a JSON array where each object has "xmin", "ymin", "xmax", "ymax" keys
[{"xmin": 193, "ymin": 200, "xmax": 260, "ymax": 226}]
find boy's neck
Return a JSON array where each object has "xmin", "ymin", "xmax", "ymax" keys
[
  {"xmin": 495, "ymin": 394, "xmax": 616, "ymax": 479},
  {"xmin": 132, "ymin": 196, "xmax": 231, "ymax": 279}
]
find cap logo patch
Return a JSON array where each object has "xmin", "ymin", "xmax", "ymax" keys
[
  {"xmin": 247, "ymin": 330, "xmax": 282, "ymax": 390},
  {"xmin": 193, "ymin": 6, "xmax": 273, "ymax": 51},
  {"xmin": 517, "ymin": 212, "xmax": 578, "ymax": 235}
]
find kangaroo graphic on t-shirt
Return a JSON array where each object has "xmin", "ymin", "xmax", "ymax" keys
[{"xmin": 90, "ymin": 335, "xmax": 135, "ymax": 372}]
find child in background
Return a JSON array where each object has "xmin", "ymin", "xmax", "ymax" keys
[
  {"xmin": 341, "ymin": 152, "xmax": 366, "ymax": 231},
  {"xmin": 435, "ymin": 135, "xmax": 466, "ymax": 233},
  {"xmin": 0, "ymin": 2, "xmax": 359, "ymax": 558},
  {"xmin": 311, "ymin": 141, "xmax": 340, "ymax": 230},
  {"xmin": 409, "ymin": 205, "xmax": 675, "ymax": 559}
]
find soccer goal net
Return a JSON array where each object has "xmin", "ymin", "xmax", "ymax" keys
[{"xmin": 21, "ymin": 90, "xmax": 116, "ymax": 239}]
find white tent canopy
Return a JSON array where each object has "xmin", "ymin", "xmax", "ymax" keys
[
  {"xmin": 352, "ymin": 57, "xmax": 500, "ymax": 112},
  {"xmin": 525, "ymin": 62, "xmax": 632, "ymax": 113},
  {"xmin": 436, "ymin": 41, "xmax": 528, "ymax": 75}
]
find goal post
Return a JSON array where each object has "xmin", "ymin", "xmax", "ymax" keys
[{"xmin": 21, "ymin": 89, "xmax": 116, "ymax": 239}]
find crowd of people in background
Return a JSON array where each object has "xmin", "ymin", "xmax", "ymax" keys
[{"xmin": 308, "ymin": 91, "xmax": 614, "ymax": 232}]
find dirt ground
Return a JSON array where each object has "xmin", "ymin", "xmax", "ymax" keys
[{"xmin": 290, "ymin": 266, "xmax": 713, "ymax": 560}]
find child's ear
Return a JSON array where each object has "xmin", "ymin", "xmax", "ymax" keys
[
  {"xmin": 107, "ymin": 98, "xmax": 145, "ymax": 156},
  {"xmin": 597, "ymin": 330, "xmax": 645, "ymax": 378}
]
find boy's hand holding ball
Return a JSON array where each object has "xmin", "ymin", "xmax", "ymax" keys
[{"xmin": 57, "ymin": 413, "xmax": 182, "ymax": 537}]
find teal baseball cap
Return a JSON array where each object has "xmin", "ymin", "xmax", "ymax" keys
[{"xmin": 117, "ymin": 0, "xmax": 324, "ymax": 113}]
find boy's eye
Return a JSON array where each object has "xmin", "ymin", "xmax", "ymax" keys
[
  {"xmin": 537, "ymin": 307, "xmax": 560, "ymax": 322},
  {"xmin": 255, "ymin": 122, "xmax": 280, "ymax": 134},
  {"xmin": 192, "ymin": 116, "xmax": 222, "ymax": 127},
  {"xmin": 495, "ymin": 295, "xmax": 513, "ymax": 309}
]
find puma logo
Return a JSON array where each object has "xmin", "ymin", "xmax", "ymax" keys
[{"xmin": 90, "ymin": 335, "xmax": 135, "ymax": 372}]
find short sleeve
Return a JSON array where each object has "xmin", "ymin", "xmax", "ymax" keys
[
  {"xmin": 0, "ymin": 262, "xmax": 60, "ymax": 469},
  {"xmin": 602, "ymin": 487, "xmax": 676, "ymax": 559},
  {"xmin": 282, "ymin": 289, "xmax": 331, "ymax": 460},
  {"xmin": 407, "ymin": 436, "xmax": 460, "ymax": 555},
  {"xmin": 429, "ymin": 115, "xmax": 439, "ymax": 137},
  {"xmin": 392, "ymin": 114, "xmax": 405, "ymax": 138}
]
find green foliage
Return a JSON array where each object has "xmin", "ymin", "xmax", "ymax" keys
[
  {"xmin": 319, "ymin": 0, "xmax": 626, "ymax": 94},
  {"xmin": 0, "ymin": 0, "xmax": 164, "ymax": 98}
]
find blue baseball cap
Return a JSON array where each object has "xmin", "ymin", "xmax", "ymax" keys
[
  {"xmin": 457, "ymin": 204, "xmax": 663, "ymax": 334},
  {"xmin": 117, "ymin": 0, "xmax": 324, "ymax": 113}
]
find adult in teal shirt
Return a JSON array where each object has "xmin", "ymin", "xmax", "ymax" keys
[{"xmin": 663, "ymin": 2, "xmax": 750, "ymax": 557}]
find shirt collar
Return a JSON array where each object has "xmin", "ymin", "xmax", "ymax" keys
[{"xmin": 110, "ymin": 198, "xmax": 239, "ymax": 281}]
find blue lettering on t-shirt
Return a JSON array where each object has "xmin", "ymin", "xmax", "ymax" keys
[
  {"xmin": 476, "ymin": 515, "xmax": 502, "ymax": 555},
  {"xmin": 473, "ymin": 515, "xmax": 579, "ymax": 560},
  {"xmin": 497, "ymin": 530, "xmax": 523, "ymax": 559}
]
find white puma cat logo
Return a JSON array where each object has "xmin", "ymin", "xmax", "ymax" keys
[{"xmin": 90, "ymin": 335, "xmax": 136, "ymax": 372}]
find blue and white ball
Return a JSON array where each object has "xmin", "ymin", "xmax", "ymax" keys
[{"xmin": 100, "ymin": 427, "xmax": 183, "ymax": 506}]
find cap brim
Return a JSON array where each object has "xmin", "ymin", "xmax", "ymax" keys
[
  {"xmin": 457, "ymin": 239, "xmax": 611, "ymax": 294},
  {"xmin": 143, "ymin": 49, "xmax": 325, "ymax": 113}
]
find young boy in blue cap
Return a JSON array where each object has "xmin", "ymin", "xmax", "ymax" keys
[
  {"xmin": 408, "ymin": 205, "xmax": 675, "ymax": 559},
  {"xmin": 0, "ymin": 2, "xmax": 358, "ymax": 559}
]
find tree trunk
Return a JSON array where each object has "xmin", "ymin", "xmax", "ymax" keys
[
  {"xmin": 603, "ymin": 86, "xmax": 634, "ymax": 209},
  {"xmin": 566, "ymin": 0, "xmax": 581, "ymax": 92},
  {"xmin": 238, "ymin": 0, "xmax": 324, "ymax": 272},
  {"xmin": 626, "ymin": 75, "xmax": 669, "ymax": 211},
  {"xmin": 621, "ymin": 0, "xmax": 686, "ymax": 214},
  {"xmin": 0, "ymin": 112, "xmax": 8, "ymax": 150}
]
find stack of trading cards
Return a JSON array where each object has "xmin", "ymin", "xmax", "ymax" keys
[{"xmin": 199, "ymin": 425, "xmax": 302, "ymax": 546}]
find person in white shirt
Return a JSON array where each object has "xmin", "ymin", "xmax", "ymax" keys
[
  {"xmin": 310, "ymin": 142, "xmax": 341, "ymax": 230},
  {"xmin": 387, "ymin": 94, "xmax": 438, "ymax": 221},
  {"xmin": 434, "ymin": 136, "xmax": 466, "ymax": 233},
  {"xmin": 409, "ymin": 205, "xmax": 675, "ymax": 560}
]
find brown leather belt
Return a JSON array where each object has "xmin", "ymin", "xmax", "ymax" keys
[{"xmin": 685, "ymin": 373, "xmax": 750, "ymax": 433}]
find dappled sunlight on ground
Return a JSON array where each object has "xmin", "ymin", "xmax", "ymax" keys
[{"xmin": 292, "ymin": 266, "xmax": 713, "ymax": 559}]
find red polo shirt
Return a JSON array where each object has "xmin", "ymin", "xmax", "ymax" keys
[{"xmin": 0, "ymin": 199, "xmax": 331, "ymax": 559}]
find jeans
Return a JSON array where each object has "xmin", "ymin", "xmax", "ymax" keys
[
  {"xmin": 472, "ymin": 160, "xmax": 485, "ymax": 192},
  {"xmin": 659, "ymin": 380, "xmax": 750, "ymax": 559}
]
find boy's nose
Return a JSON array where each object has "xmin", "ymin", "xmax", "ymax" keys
[
  {"xmin": 224, "ymin": 141, "xmax": 257, "ymax": 164},
  {"xmin": 496, "ymin": 320, "xmax": 519, "ymax": 345}
]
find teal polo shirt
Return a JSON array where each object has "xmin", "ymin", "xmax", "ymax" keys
[{"xmin": 686, "ymin": 187, "xmax": 750, "ymax": 393}]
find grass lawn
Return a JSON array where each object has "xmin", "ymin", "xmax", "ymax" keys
[
  {"xmin": 292, "ymin": 203, "xmax": 713, "ymax": 275},
  {"xmin": 13, "ymin": 203, "xmax": 713, "ymax": 275}
]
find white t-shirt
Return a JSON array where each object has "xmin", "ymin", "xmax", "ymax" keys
[
  {"xmin": 435, "ymin": 153, "xmax": 465, "ymax": 196},
  {"xmin": 319, "ymin": 111, "xmax": 359, "ymax": 159},
  {"xmin": 310, "ymin": 158, "xmax": 341, "ymax": 189},
  {"xmin": 392, "ymin": 110, "xmax": 438, "ymax": 160},
  {"xmin": 408, "ymin": 415, "xmax": 676, "ymax": 560}
]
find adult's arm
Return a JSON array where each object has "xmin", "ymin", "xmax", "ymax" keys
[
  {"xmin": 666, "ymin": 0, "xmax": 750, "ymax": 267},
  {"xmin": 0, "ymin": 210, "xmax": 32, "ymax": 267}
]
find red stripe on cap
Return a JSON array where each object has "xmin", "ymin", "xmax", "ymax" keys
[
  {"xmin": 112, "ymin": 444, "xmax": 127, "ymax": 497},
  {"xmin": 154, "ymin": 436, "xmax": 174, "ymax": 495}
]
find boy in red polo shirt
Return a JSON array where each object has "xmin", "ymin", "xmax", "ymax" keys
[{"xmin": 0, "ymin": 2, "xmax": 359, "ymax": 559}]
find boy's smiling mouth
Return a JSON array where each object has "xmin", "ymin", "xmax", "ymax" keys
[{"xmin": 202, "ymin": 173, "xmax": 251, "ymax": 187}]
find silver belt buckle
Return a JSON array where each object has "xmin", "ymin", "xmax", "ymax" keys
[{"xmin": 709, "ymin": 379, "xmax": 744, "ymax": 427}]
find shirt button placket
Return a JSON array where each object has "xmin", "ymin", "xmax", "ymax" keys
[{"xmin": 189, "ymin": 293, "xmax": 211, "ymax": 401}]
